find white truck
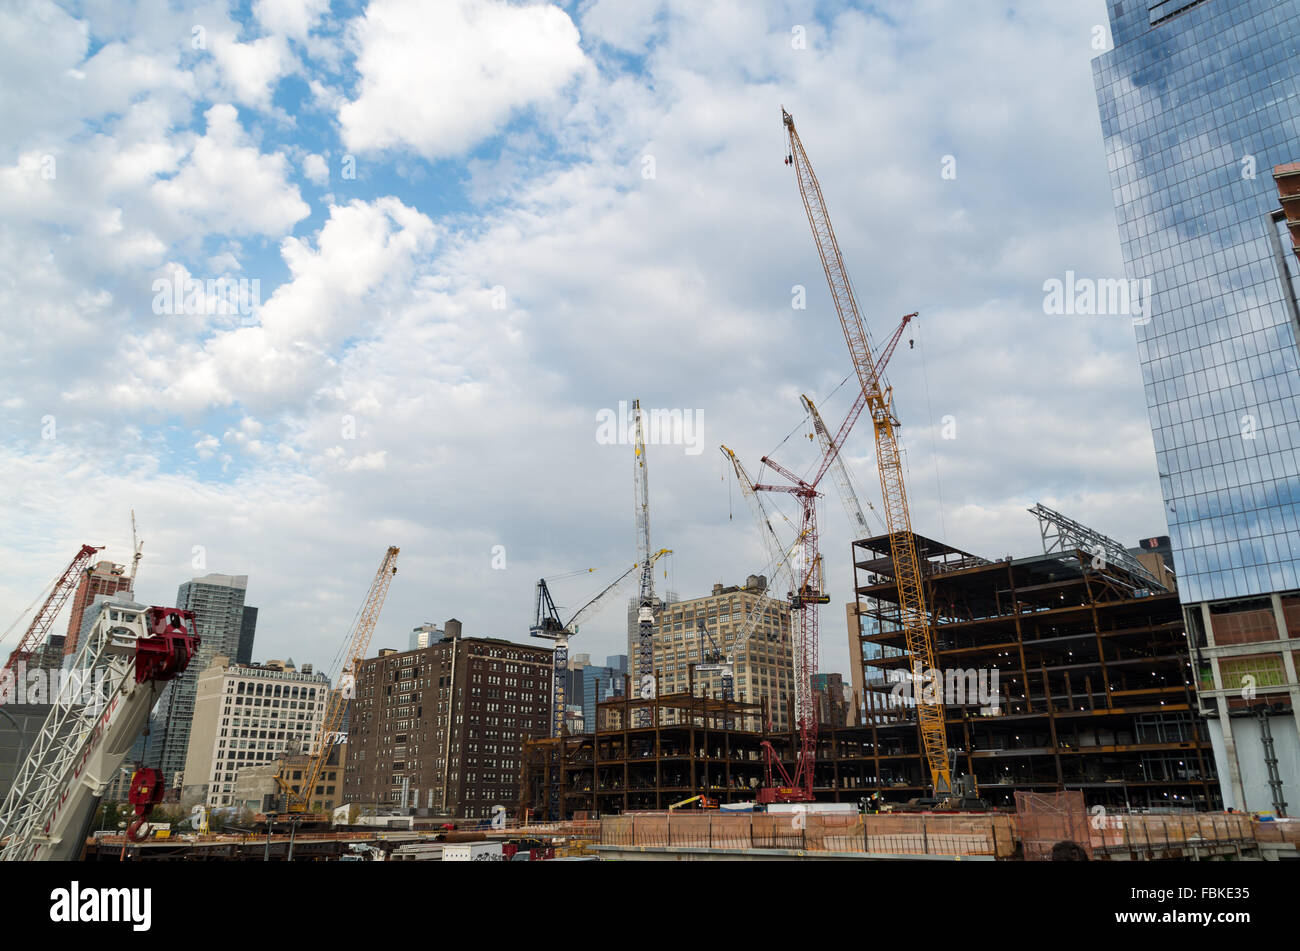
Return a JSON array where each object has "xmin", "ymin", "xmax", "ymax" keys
[{"xmin": 442, "ymin": 841, "xmax": 505, "ymax": 861}]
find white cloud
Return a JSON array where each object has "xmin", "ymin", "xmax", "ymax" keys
[
  {"xmin": 207, "ymin": 32, "xmax": 295, "ymax": 110},
  {"xmin": 254, "ymin": 0, "xmax": 331, "ymax": 40},
  {"xmin": 151, "ymin": 103, "xmax": 310, "ymax": 238},
  {"xmin": 338, "ymin": 0, "xmax": 587, "ymax": 157},
  {"xmin": 302, "ymin": 152, "xmax": 329, "ymax": 185}
]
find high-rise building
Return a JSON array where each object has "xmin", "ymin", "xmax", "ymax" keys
[
  {"xmin": 344, "ymin": 626, "xmax": 551, "ymax": 819},
  {"xmin": 811, "ymin": 672, "xmax": 849, "ymax": 727},
  {"xmin": 150, "ymin": 573, "xmax": 252, "ymax": 788},
  {"xmin": 236, "ymin": 606, "xmax": 258, "ymax": 666},
  {"xmin": 409, "ymin": 622, "xmax": 441, "ymax": 651},
  {"xmin": 180, "ymin": 656, "xmax": 328, "ymax": 809},
  {"xmin": 62, "ymin": 560, "xmax": 132, "ymax": 657},
  {"xmin": 648, "ymin": 577, "xmax": 794, "ymax": 730},
  {"xmin": 1093, "ymin": 0, "xmax": 1300, "ymax": 814}
]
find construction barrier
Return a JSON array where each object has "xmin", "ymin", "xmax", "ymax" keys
[{"xmin": 600, "ymin": 811, "xmax": 1016, "ymax": 856}]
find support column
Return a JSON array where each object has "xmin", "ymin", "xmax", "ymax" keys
[
  {"xmin": 1204, "ymin": 602, "xmax": 1246, "ymax": 811},
  {"xmin": 1269, "ymin": 594, "xmax": 1300, "ymax": 750}
]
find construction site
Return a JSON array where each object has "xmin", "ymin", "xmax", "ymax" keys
[{"xmin": 0, "ymin": 108, "xmax": 1296, "ymax": 867}]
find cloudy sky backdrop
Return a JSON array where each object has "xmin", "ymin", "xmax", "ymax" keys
[{"xmin": 0, "ymin": 0, "xmax": 1160, "ymax": 680}]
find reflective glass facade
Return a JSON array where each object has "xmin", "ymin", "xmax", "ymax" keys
[{"xmin": 1093, "ymin": 0, "xmax": 1300, "ymax": 604}]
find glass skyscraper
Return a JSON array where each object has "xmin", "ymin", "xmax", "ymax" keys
[{"xmin": 1093, "ymin": 0, "xmax": 1300, "ymax": 813}]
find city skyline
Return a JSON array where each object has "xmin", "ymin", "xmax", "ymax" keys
[{"xmin": 0, "ymin": 0, "xmax": 1170, "ymax": 681}]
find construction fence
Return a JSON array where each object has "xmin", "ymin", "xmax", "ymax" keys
[{"xmin": 600, "ymin": 812, "xmax": 1018, "ymax": 857}]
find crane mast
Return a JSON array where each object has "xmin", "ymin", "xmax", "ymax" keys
[
  {"xmin": 631, "ymin": 398, "xmax": 658, "ymax": 725},
  {"xmin": 283, "ymin": 546, "xmax": 399, "ymax": 814},
  {"xmin": 782, "ymin": 108, "xmax": 950, "ymax": 793}
]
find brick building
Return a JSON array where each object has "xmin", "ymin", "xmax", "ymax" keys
[{"xmin": 344, "ymin": 624, "xmax": 551, "ymax": 819}]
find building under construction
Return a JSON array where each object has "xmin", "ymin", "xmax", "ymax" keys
[
  {"xmin": 849, "ymin": 525, "xmax": 1220, "ymax": 810},
  {"xmin": 521, "ymin": 520, "xmax": 1220, "ymax": 817}
]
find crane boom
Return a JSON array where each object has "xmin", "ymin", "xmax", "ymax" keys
[
  {"xmin": 721, "ymin": 445, "xmax": 794, "ymax": 576},
  {"xmin": 783, "ymin": 108, "xmax": 950, "ymax": 793},
  {"xmin": 0, "ymin": 603, "xmax": 198, "ymax": 860},
  {"xmin": 802, "ymin": 394, "xmax": 874, "ymax": 537},
  {"xmin": 285, "ymin": 546, "xmax": 399, "ymax": 813},
  {"xmin": 3, "ymin": 544, "xmax": 103, "ymax": 674},
  {"xmin": 532, "ymin": 549, "xmax": 671, "ymax": 738}
]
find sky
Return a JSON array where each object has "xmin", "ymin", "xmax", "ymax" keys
[{"xmin": 0, "ymin": 0, "xmax": 1158, "ymax": 682}]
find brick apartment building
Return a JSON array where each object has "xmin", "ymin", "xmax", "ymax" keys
[{"xmin": 343, "ymin": 621, "xmax": 552, "ymax": 819}]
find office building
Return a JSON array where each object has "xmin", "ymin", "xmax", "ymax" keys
[
  {"xmin": 344, "ymin": 624, "xmax": 551, "ymax": 819},
  {"xmin": 236, "ymin": 606, "xmax": 258, "ymax": 666},
  {"xmin": 181, "ymin": 656, "xmax": 328, "ymax": 809},
  {"xmin": 409, "ymin": 622, "xmax": 442, "ymax": 651},
  {"xmin": 1093, "ymin": 0, "xmax": 1300, "ymax": 813},
  {"xmin": 647, "ymin": 577, "xmax": 794, "ymax": 731},
  {"xmin": 150, "ymin": 573, "xmax": 254, "ymax": 788}
]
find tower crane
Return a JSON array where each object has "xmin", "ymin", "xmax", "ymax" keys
[
  {"xmin": 278, "ymin": 546, "xmax": 399, "ymax": 814},
  {"xmin": 0, "ymin": 603, "xmax": 199, "ymax": 860},
  {"xmin": 782, "ymin": 107, "xmax": 951, "ymax": 794},
  {"xmin": 631, "ymin": 398, "xmax": 660, "ymax": 725},
  {"xmin": 531, "ymin": 548, "xmax": 671, "ymax": 738},
  {"xmin": 2, "ymin": 544, "xmax": 102, "ymax": 675}
]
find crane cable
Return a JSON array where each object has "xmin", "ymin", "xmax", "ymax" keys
[{"xmin": 915, "ymin": 313, "xmax": 949, "ymax": 541}]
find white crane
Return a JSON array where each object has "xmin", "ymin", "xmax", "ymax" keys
[{"xmin": 0, "ymin": 602, "xmax": 199, "ymax": 861}]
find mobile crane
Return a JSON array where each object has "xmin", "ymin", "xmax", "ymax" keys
[
  {"xmin": 783, "ymin": 108, "xmax": 951, "ymax": 793},
  {"xmin": 276, "ymin": 546, "xmax": 399, "ymax": 816},
  {"xmin": 0, "ymin": 602, "xmax": 199, "ymax": 861}
]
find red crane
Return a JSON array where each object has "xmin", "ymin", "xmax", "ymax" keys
[
  {"xmin": 3, "ymin": 544, "xmax": 102, "ymax": 674},
  {"xmin": 750, "ymin": 313, "xmax": 915, "ymax": 803}
]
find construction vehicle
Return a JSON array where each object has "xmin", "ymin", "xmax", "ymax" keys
[
  {"xmin": 2, "ymin": 543, "xmax": 102, "ymax": 674},
  {"xmin": 669, "ymin": 794, "xmax": 719, "ymax": 811},
  {"xmin": 0, "ymin": 603, "xmax": 199, "ymax": 861},
  {"xmin": 782, "ymin": 108, "xmax": 951, "ymax": 795},
  {"xmin": 274, "ymin": 546, "xmax": 399, "ymax": 814},
  {"xmin": 531, "ymin": 549, "xmax": 671, "ymax": 739},
  {"xmin": 341, "ymin": 842, "xmax": 387, "ymax": 861}
]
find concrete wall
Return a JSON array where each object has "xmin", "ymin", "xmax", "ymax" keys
[
  {"xmin": 1208, "ymin": 713, "xmax": 1300, "ymax": 814},
  {"xmin": 0, "ymin": 704, "xmax": 53, "ymax": 799}
]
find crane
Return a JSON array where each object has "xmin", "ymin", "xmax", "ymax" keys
[
  {"xmin": 721, "ymin": 445, "xmax": 795, "ymax": 577},
  {"xmin": 0, "ymin": 602, "xmax": 199, "ymax": 860},
  {"xmin": 531, "ymin": 548, "xmax": 671, "ymax": 738},
  {"xmin": 278, "ymin": 546, "xmax": 399, "ymax": 814},
  {"xmin": 2, "ymin": 544, "xmax": 102, "ymax": 675},
  {"xmin": 721, "ymin": 313, "xmax": 916, "ymax": 802},
  {"xmin": 802, "ymin": 393, "xmax": 879, "ymax": 537},
  {"xmin": 128, "ymin": 510, "xmax": 143, "ymax": 586},
  {"xmin": 782, "ymin": 107, "xmax": 950, "ymax": 794},
  {"xmin": 631, "ymin": 398, "xmax": 660, "ymax": 725}
]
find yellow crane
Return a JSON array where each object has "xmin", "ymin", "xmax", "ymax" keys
[
  {"xmin": 280, "ymin": 545, "xmax": 400, "ymax": 813},
  {"xmin": 782, "ymin": 108, "xmax": 950, "ymax": 794}
]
